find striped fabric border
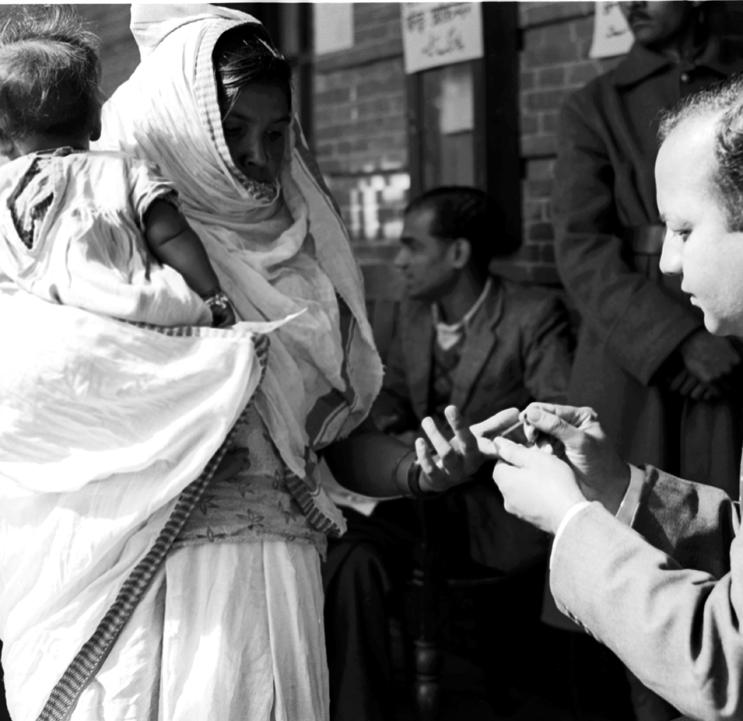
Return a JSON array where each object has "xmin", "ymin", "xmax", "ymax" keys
[
  {"xmin": 283, "ymin": 473, "xmax": 342, "ymax": 538},
  {"xmin": 305, "ymin": 294, "xmax": 358, "ymax": 449},
  {"xmin": 36, "ymin": 331, "xmax": 269, "ymax": 721}
]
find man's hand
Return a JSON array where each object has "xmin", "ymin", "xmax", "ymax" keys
[
  {"xmin": 664, "ymin": 367, "xmax": 716, "ymax": 401},
  {"xmin": 415, "ymin": 405, "xmax": 519, "ymax": 492},
  {"xmin": 666, "ymin": 332, "xmax": 743, "ymax": 399},
  {"xmin": 492, "ymin": 438, "xmax": 586, "ymax": 534},
  {"xmin": 519, "ymin": 403, "xmax": 630, "ymax": 514}
]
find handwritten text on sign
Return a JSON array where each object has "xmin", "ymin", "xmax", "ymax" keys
[
  {"xmin": 401, "ymin": 3, "xmax": 483, "ymax": 75},
  {"xmin": 589, "ymin": 1, "xmax": 633, "ymax": 59}
]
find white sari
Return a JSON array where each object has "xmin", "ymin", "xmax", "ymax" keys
[{"xmin": 0, "ymin": 4, "xmax": 382, "ymax": 721}]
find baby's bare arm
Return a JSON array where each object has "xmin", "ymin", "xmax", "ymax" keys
[{"xmin": 144, "ymin": 200, "xmax": 220, "ymax": 297}]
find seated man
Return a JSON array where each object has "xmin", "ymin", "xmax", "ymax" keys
[
  {"xmin": 322, "ymin": 186, "xmax": 575, "ymax": 720},
  {"xmin": 454, "ymin": 73, "xmax": 743, "ymax": 721}
]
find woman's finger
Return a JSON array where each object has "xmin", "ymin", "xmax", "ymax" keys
[
  {"xmin": 415, "ymin": 436, "xmax": 441, "ymax": 481},
  {"xmin": 469, "ymin": 407, "xmax": 520, "ymax": 439},
  {"xmin": 444, "ymin": 405, "xmax": 477, "ymax": 455},
  {"xmin": 420, "ymin": 416, "xmax": 455, "ymax": 465}
]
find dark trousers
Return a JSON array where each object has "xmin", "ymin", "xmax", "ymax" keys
[
  {"xmin": 321, "ymin": 502, "xmax": 553, "ymax": 720},
  {"xmin": 322, "ymin": 504, "xmax": 414, "ymax": 721}
]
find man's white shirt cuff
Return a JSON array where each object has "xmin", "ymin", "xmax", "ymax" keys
[
  {"xmin": 550, "ymin": 501, "xmax": 592, "ymax": 570},
  {"xmin": 615, "ymin": 464, "xmax": 644, "ymax": 526},
  {"xmin": 549, "ymin": 464, "xmax": 644, "ymax": 570}
]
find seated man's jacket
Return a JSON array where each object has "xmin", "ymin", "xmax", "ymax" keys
[{"xmin": 373, "ymin": 276, "xmax": 574, "ymax": 573}]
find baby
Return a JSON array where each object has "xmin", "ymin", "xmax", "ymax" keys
[{"xmin": 0, "ymin": 6, "xmax": 236, "ymax": 328}]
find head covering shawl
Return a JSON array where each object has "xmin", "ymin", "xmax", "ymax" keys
[{"xmin": 97, "ymin": 4, "xmax": 383, "ymax": 482}]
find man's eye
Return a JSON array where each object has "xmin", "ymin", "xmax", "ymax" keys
[
  {"xmin": 266, "ymin": 131, "xmax": 284, "ymax": 142},
  {"xmin": 676, "ymin": 229, "xmax": 691, "ymax": 241},
  {"xmin": 666, "ymin": 226, "xmax": 690, "ymax": 242}
]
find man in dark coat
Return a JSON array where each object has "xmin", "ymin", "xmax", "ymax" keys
[
  {"xmin": 552, "ymin": 2, "xmax": 743, "ymax": 719},
  {"xmin": 555, "ymin": 0, "xmax": 743, "ymax": 494}
]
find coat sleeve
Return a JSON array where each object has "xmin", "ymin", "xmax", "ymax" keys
[
  {"xmin": 520, "ymin": 291, "xmax": 574, "ymax": 405},
  {"xmin": 552, "ymin": 90, "xmax": 702, "ymax": 385},
  {"xmin": 551, "ymin": 467, "xmax": 742, "ymax": 720}
]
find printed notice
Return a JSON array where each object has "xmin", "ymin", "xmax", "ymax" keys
[
  {"xmin": 314, "ymin": 4, "xmax": 354, "ymax": 56},
  {"xmin": 401, "ymin": 3, "xmax": 483, "ymax": 74},
  {"xmin": 589, "ymin": 1, "xmax": 633, "ymax": 59}
]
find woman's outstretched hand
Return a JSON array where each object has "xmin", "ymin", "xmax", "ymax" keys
[{"xmin": 415, "ymin": 405, "xmax": 519, "ymax": 492}]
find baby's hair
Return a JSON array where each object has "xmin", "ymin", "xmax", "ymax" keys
[{"xmin": 0, "ymin": 4, "xmax": 100, "ymax": 142}]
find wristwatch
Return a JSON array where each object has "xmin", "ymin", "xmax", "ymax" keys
[
  {"xmin": 201, "ymin": 288, "xmax": 236, "ymax": 328},
  {"xmin": 394, "ymin": 451, "xmax": 442, "ymax": 500}
]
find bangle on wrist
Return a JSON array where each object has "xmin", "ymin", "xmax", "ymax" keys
[
  {"xmin": 393, "ymin": 450, "xmax": 417, "ymax": 498},
  {"xmin": 406, "ymin": 457, "xmax": 443, "ymax": 500},
  {"xmin": 392, "ymin": 449, "xmax": 444, "ymax": 500}
]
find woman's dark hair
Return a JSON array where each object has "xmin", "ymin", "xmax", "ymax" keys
[
  {"xmin": 405, "ymin": 186, "xmax": 517, "ymax": 274},
  {"xmin": 213, "ymin": 24, "xmax": 293, "ymax": 119},
  {"xmin": 0, "ymin": 4, "xmax": 100, "ymax": 141}
]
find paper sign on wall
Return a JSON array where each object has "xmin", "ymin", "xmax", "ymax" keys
[
  {"xmin": 314, "ymin": 3, "xmax": 354, "ymax": 56},
  {"xmin": 589, "ymin": 1, "xmax": 633, "ymax": 59},
  {"xmin": 401, "ymin": 3, "xmax": 483, "ymax": 74}
]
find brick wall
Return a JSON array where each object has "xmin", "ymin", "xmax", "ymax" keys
[
  {"xmin": 311, "ymin": 2, "xmax": 626, "ymax": 294},
  {"xmin": 514, "ymin": 1, "xmax": 621, "ymax": 285},
  {"xmin": 508, "ymin": 1, "xmax": 743, "ymax": 284},
  {"xmin": 77, "ymin": 5, "xmax": 139, "ymax": 99},
  {"xmin": 313, "ymin": 3, "xmax": 410, "ymax": 300}
]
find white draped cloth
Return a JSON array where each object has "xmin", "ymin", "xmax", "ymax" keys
[
  {"xmin": 0, "ymin": 4, "xmax": 383, "ymax": 721},
  {"xmin": 99, "ymin": 4, "xmax": 382, "ymax": 484},
  {"xmin": 0, "ymin": 291, "xmax": 269, "ymax": 720}
]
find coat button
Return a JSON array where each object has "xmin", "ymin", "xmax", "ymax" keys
[{"xmin": 681, "ymin": 72, "xmax": 690, "ymax": 83}]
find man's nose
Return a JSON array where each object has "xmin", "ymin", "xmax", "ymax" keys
[
  {"xmin": 393, "ymin": 247, "xmax": 407, "ymax": 269},
  {"xmin": 659, "ymin": 231, "xmax": 681, "ymax": 276}
]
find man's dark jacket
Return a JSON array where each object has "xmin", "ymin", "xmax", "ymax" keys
[{"xmin": 373, "ymin": 277, "xmax": 574, "ymax": 572}]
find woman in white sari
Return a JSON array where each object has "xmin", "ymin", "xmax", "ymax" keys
[{"xmin": 0, "ymin": 5, "xmax": 494, "ymax": 721}]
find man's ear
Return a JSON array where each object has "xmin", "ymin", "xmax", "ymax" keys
[{"xmin": 450, "ymin": 238, "xmax": 471, "ymax": 269}]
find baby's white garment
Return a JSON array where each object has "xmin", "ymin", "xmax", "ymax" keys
[{"xmin": 0, "ymin": 147, "xmax": 210, "ymax": 326}]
